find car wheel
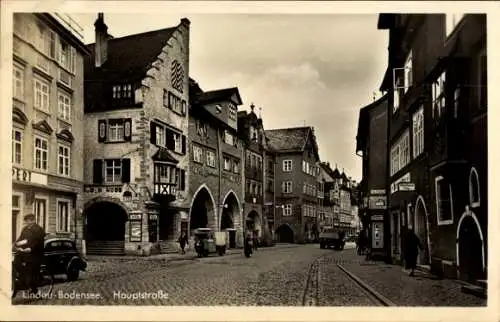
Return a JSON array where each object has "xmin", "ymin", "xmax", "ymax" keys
[
  {"xmin": 320, "ymin": 243, "xmax": 325, "ymax": 249},
  {"xmin": 67, "ymin": 267, "xmax": 79, "ymax": 281}
]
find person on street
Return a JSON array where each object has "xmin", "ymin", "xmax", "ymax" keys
[
  {"xmin": 404, "ymin": 228, "xmax": 423, "ymax": 276},
  {"xmin": 13, "ymin": 214, "xmax": 46, "ymax": 294},
  {"xmin": 178, "ymin": 232, "xmax": 188, "ymax": 254},
  {"xmin": 356, "ymin": 232, "xmax": 364, "ymax": 255},
  {"xmin": 244, "ymin": 233, "xmax": 253, "ymax": 257},
  {"xmin": 252, "ymin": 232, "xmax": 259, "ymax": 251}
]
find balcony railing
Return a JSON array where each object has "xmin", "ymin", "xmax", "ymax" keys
[{"xmin": 153, "ymin": 182, "xmax": 177, "ymax": 202}]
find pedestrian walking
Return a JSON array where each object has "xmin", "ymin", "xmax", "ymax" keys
[
  {"xmin": 178, "ymin": 232, "xmax": 188, "ymax": 254},
  {"xmin": 244, "ymin": 232, "xmax": 253, "ymax": 258},
  {"xmin": 253, "ymin": 232, "xmax": 259, "ymax": 251},
  {"xmin": 13, "ymin": 214, "xmax": 46, "ymax": 294},
  {"xmin": 403, "ymin": 228, "xmax": 423, "ymax": 276}
]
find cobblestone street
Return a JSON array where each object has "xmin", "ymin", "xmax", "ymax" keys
[{"xmin": 12, "ymin": 244, "xmax": 486, "ymax": 306}]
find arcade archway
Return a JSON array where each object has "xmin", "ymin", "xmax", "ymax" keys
[
  {"xmin": 221, "ymin": 191, "xmax": 241, "ymax": 248},
  {"xmin": 276, "ymin": 224, "xmax": 294, "ymax": 243},
  {"xmin": 84, "ymin": 200, "xmax": 128, "ymax": 255},
  {"xmin": 414, "ymin": 196, "xmax": 430, "ymax": 265},
  {"xmin": 189, "ymin": 186, "xmax": 216, "ymax": 232}
]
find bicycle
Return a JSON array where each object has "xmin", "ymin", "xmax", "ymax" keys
[{"xmin": 12, "ymin": 250, "xmax": 54, "ymax": 299}]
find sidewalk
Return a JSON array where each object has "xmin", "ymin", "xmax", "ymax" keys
[
  {"xmin": 86, "ymin": 243, "xmax": 300, "ymax": 263},
  {"xmin": 340, "ymin": 257, "xmax": 486, "ymax": 306}
]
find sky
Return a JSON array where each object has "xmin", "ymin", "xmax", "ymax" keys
[{"xmin": 72, "ymin": 13, "xmax": 389, "ymax": 181}]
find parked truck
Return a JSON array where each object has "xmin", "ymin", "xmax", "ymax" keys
[{"xmin": 319, "ymin": 228, "xmax": 345, "ymax": 250}]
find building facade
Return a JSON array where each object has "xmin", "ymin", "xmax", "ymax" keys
[
  {"xmin": 355, "ymin": 94, "xmax": 389, "ymax": 259},
  {"xmin": 11, "ymin": 13, "xmax": 88, "ymax": 247},
  {"xmin": 82, "ymin": 14, "xmax": 191, "ymax": 255},
  {"xmin": 262, "ymin": 139, "xmax": 276, "ymax": 243},
  {"xmin": 237, "ymin": 105, "xmax": 275, "ymax": 244},
  {"xmin": 265, "ymin": 127, "xmax": 320, "ymax": 243},
  {"xmin": 187, "ymin": 80, "xmax": 245, "ymax": 248},
  {"xmin": 318, "ymin": 162, "xmax": 338, "ymax": 230},
  {"xmin": 378, "ymin": 13, "xmax": 487, "ymax": 281}
]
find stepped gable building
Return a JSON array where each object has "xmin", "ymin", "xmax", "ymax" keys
[
  {"xmin": 11, "ymin": 13, "xmax": 89, "ymax": 246},
  {"xmin": 82, "ymin": 14, "xmax": 190, "ymax": 255},
  {"xmin": 355, "ymin": 94, "xmax": 389, "ymax": 259},
  {"xmin": 378, "ymin": 13, "xmax": 486, "ymax": 281},
  {"xmin": 187, "ymin": 78, "xmax": 245, "ymax": 248},
  {"xmin": 265, "ymin": 126, "xmax": 320, "ymax": 243}
]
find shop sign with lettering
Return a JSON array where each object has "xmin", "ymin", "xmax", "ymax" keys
[
  {"xmin": 129, "ymin": 214, "xmax": 142, "ymax": 220},
  {"xmin": 390, "ymin": 173, "xmax": 411, "ymax": 194},
  {"xmin": 12, "ymin": 167, "xmax": 47, "ymax": 185},
  {"xmin": 369, "ymin": 196, "xmax": 386, "ymax": 209},
  {"xmin": 370, "ymin": 189, "xmax": 386, "ymax": 195}
]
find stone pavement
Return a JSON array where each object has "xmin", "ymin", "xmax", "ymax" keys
[
  {"xmin": 11, "ymin": 244, "xmax": 486, "ymax": 306},
  {"xmin": 335, "ymin": 251, "xmax": 487, "ymax": 306}
]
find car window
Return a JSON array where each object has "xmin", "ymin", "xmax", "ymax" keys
[
  {"xmin": 46, "ymin": 241, "xmax": 75, "ymax": 251},
  {"xmin": 46, "ymin": 241, "xmax": 62, "ymax": 251},
  {"xmin": 62, "ymin": 241, "xmax": 76, "ymax": 250}
]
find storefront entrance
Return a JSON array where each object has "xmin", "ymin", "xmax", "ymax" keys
[{"xmin": 84, "ymin": 200, "xmax": 128, "ymax": 255}]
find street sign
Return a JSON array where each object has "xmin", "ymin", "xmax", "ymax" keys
[
  {"xmin": 370, "ymin": 189, "xmax": 386, "ymax": 195},
  {"xmin": 398, "ymin": 182, "xmax": 415, "ymax": 191},
  {"xmin": 369, "ymin": 196, "xmax": 386, "ymax": 210}
]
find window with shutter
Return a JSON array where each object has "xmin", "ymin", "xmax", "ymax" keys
[
  {"xmin": 122, "ymin": 158, "xmax": 131, "ymax": 183},
  {"xmin": 181, "ymin": 135, "xmax": 186, "ymax": 154},
  {"xmin": 98, "ymin": 120, "xmax": 107, "ymax": 142},
  {"xmin": 166, "ymin": 130, "xmax": 175, "ymax": 151},
  {"xmin": 93, "ymin": 159, "xmax": 103, "ymax": 184},
  {"xmin": 124, "ymin": 119, "xmax": 132, "ymax": 141},
  {"xmin": 150, "ymin": 122, "xmax": 157, "ymax": 145},
  {"xmin": 179, "ymin": 169, "xmax": 185, "ymax": 190}
]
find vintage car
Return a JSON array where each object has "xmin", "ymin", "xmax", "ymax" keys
[
  {"xmin": 44, "ymin": 237, "xmax": 87, "ymax": 281},
  {"xmin": 194, "ymin": 228, "xmax": 227, "ymax": 257},
  {"xmin": 319, "ymin": 229, "xmax": 345, "ymax": 250}
]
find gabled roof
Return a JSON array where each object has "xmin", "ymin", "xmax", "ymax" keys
[
  {"xmin": 264, "ymin": 127, "xmax": 310, "ymax": 152},
  {"xmin": 84, "ymin": 27, "xmax": 177, "ymax": 81},
  {"xmin": 265, "ymin": 126, "xmax": 320, "ymax": 160},
  {"xmin": 356, "ymin": 94, "xmax": 388, "ymax": 153},
  {"xmin": 195, "ymin": 88, "xmax": 243, "ymax": 106},
  {"xmin": 331, "ymin": 167, "xmax": 341, "ymax": 179}
]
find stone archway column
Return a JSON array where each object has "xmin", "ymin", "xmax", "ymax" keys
[{"xmin": 236, "ymin": 208, "xmax": 244, "ymax": 247}]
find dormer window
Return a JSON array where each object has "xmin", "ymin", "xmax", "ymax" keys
[
  {"xmin": 228, "ymin": 103, "xmax": 237, "ymax": 121},
  {"xmin": 112, "ymin": 84, "xmax": 132, "ymax": 99},
  {"xmin": 250, "ymin": 126, "xmax": 258, "ymax": 141}
]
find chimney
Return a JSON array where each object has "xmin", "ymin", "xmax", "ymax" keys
[{"xmin": 94, "ymin": 13, "xmax": 108, "ymax": 68}]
